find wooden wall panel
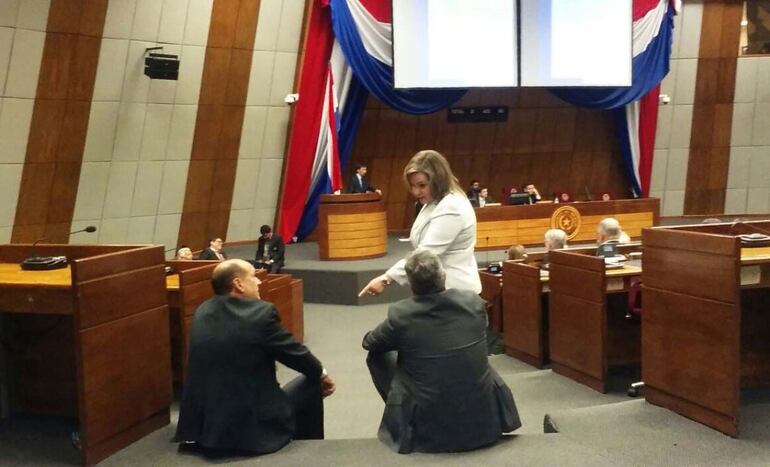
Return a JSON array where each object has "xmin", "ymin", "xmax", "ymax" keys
[
  {"xmin": 11, "ymin": 0, "xmax": 108, "ymax": 243},
  {"xmin": 347, "ymin": 89, "xmax": 633, "ymax": 231},
  {"xmin": 178, "ymin": 0, "xmax": 261, "ymax": 250},
  {"xmin": 684, "ymin": 0, "xmax": 743, "ymax": 215}
]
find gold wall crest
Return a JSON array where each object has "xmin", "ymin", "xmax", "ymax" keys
[{"xmin": 550, "ymin": 206, "xmax": 581, "ymax": 239}]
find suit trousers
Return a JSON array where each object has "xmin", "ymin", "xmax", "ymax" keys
[
  {"xmin": 248, "ymin": 260, "xmax": 281, "ymax": 274},
  {"xmin": 179, "ymin": 375, "xmax": 323, "ymax": 458},
  {"xmin": 366, "ymin": 351, "xmax": 398, "ymax": 403},
  {"xmin": 284, "ymin": 375, "xmax": 325, "ymax": 440}
]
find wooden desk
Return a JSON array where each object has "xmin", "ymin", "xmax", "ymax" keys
[
  {"xmin": 0, "ymin": 244, "xmax": 171, "ymax": 465},
  {"xmin": 475, "ymin": 198, "xmax": 659, "ymax": 249},
  {"xmin": 502, "ymin": 261, "xmax": 548, "ymax": 368},
  {"xmin": 501, "ymin": 244, "xmax": 643, "ymax": 370},
  {"xmin": 318, "ymin": 193, "xmax": 387, "ymax": 260},
  {"xmin": 547, "ymin": 250, "xmax": 642, "ymax": 392},
  {"xmin": 165, "ymin": 260, "xmax": 217, "ymax": 383},
  {"xmin": 642, "ymin": 226, "xmax": 770, "ymax": 436},
  {"xmin": 260, "ymin": 272, "xmax": 305, "ymax": 343}
]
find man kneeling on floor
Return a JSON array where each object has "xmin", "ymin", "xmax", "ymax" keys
[
  {"xmin": 174, "ymin": 259, "xmax": 336, "ymax": 456},
  {"xmin": 363, "ymin": 250, "xmax": 521, "ymax": 454}
]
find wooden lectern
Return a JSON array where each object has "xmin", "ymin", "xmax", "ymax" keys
[
  {"xmin": 0, "ymin": 244, "xmax": 171, "ymax": 465},
  {"xmin": 318, "ymin": 193, "xmax": 387, "ymax": 260}
]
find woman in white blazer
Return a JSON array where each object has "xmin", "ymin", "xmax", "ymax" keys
[{"xmin": 359, "ymin": 150, "xmax": 481, "ymax": 296}]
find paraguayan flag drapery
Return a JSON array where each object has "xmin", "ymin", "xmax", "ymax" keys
[{"xmin": 278, "ymin": 0, "xmax": 680, "ymax": 241}]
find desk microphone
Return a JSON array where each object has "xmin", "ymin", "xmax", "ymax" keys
[
  {"xmin": 21, "ymin": 225, "xmax": 98, "ymax": 270},
  {"xmin": 729, "ymin": 221, "xmax": 770, "ymax": 247}
]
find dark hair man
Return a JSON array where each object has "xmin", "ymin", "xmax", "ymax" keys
[
  {"xmin": 255, "ymin": 225, "xmax": 285, "ymax": 273},
  {"xmin": 524, "ymin": 183, "xmax": 541, "ymax": 204},
  {"xmin": 349, "ymin": 163, "xmax": 382, "ymax": 195},
  {"xmin": 362, "ymin": 250, "xmax": 520, "ymax": 453},
  {"xmin": 198, "ymin": 237, "xmax": 227, "ymax": 261},
  {"xmin": 175, "ymin": 259, "xmax": 336, "ymax": 456},
  {"xmin": 466, "ymin": 179, "xmax": 481, "ymax": 200},
  {"xmin": 470, "ymin": 187, "xmax": 492, "ymax": 208}
]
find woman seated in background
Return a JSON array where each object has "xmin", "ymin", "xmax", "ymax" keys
[{"xmin": 177, "ymin": 246, "xmax": 193, "ymax": 261}]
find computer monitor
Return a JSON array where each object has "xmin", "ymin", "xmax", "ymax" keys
[
  {"xmin": 596, "ymin": 242, "xmax": 618, "ymax": 257},
  {"xmin": 509, "ymin": 193, "xmax": 532, "ymax": 205}
]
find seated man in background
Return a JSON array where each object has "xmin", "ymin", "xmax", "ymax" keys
[
  {"xmin": 176, "ymin": 246, "xmax": 193, "ymax": 261},
  {"xmin": 363, "ymin": 251, "xmax": 520, "ymax": 454},
  {"xmin": 254, "ymin": 225, "xmax": 285, "ymax": 273},
  {"xmin": 349, "ymin": 163, "xmax": 382, "ymax": 195},
  {"xmin": 466, "ymin": 179, "xmax": 481, "ymax": 201},
  {"xmin": 541, "ymin": 229, "xmax": 568, "ymax": 269},
  {"xmin": 596, "ymin": 218, "xmax": 631, "ymax": 256},
  {"xmin": 175, "ymin": 259, "xmax": 336, "ymax": 456},
  {"xmin": 596, "ymin": 218, "xmax": 631, "ymax": 245},
  {"xmin": 524, "ymin": 183, "xmax": 542, "ymax": 204},
  {"xmin": 470, "ymin": 187, "xmax": 493, "ymax": 208},
  {"xmin": 198, "ymin": 237, "xmax": 227, "ymax": 261}
]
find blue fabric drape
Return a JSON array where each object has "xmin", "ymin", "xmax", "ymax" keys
[
  {"xmin": 550, "ymin": 9, "xmax": 674, "ymax": 110},
  {"xmin": 295, "ymin": 74, "xmax": 369, "ymax": 240},
  {"xmin": 612, "ymin": 108, "xmax": 643, "ymax": 196},
  {"xmin": 328, "ymin": 0, "xmax": 466, "ymax": 114}
]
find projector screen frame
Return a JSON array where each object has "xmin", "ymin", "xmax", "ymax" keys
[
  {"xmin": 392, "ymin": 0, "xmax": 520, "ymax": 89},
  {"xmin": 391, "ymin": 0, "xmax": 634, "ymax": 90},
  {"xmin": 518, "ymin": 0, "xmax": 634, "ymax": 88}
]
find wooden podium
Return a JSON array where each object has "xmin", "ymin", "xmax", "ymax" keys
[
  {"xmin": 0, "ymin": 244, "xmax": 171, "ymax": 465},
  {"xmin": 318, "ymin": 193, "xmax": 387, "ymax": 260}
]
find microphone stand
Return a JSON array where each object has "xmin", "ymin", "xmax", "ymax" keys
[{"xmin": 21, "ymin": 226, "xmax": 97, "ymax": 270}]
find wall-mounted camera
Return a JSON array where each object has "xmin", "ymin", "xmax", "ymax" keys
[
  {"xmin": 284, "ymin": 93, "xmax": 299, "ymax": 105},
  {"xmin": 144, "ymin": 47, "xmax": 180, "ymax": 80},
  {"xmin": 659, "ymin": 94, "xmax": 671, "ymax": 105}
]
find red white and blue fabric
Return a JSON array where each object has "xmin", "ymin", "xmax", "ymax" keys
[
  {"xmin": 554, "ymin": 0, "xmax": 681, "ymax": 197},
  {"xmin": 279, "ymin": 0, "xmax": 680, "ymax": 240},
  {"xmin": 279, "ymin": 0, "xmax": 464, "ymax": 240}
]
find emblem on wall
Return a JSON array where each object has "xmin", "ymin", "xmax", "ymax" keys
[{"xmin": 550, "ymin": 206, "xmax": 581, "ymax": 240}]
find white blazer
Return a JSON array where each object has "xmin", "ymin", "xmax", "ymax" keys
[{"xmin": 386, "ymin": 192, "xmax": 481, "ymax": 293}]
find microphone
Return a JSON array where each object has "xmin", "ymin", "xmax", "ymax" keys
[
  {"xmin": 21, "ymin": 225, "xmax": 98, "ymax": 271},
  {"xmin": 729, "ymin": 220, "xmax": 770, "ymax": 247},
  {"xmin": 584, "ymin": 186, "xmax": 593, "ymax": 201},
  {"xmin": 729, "ymin": 220, "xmax": 770, "ymax": 236}
]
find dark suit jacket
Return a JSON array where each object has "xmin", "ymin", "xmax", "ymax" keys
[
  {"xmin": 349, "ymin": 174, "xmax": 375, "ymax": 193},
  {"xmin": 256, "ymin": 234, "xmax": 285, "ymax": 268},
  {"xmin": 175, "ymin": 295, "xmax": 323, "ymax": 453},
  {"xmin": 198, "ymin": 247, "xmax": 226, "ymax": 260},
  {"xmin": 469, "ymin": 197, "xmax": 493, "ymax": 208},
  {"xmin": 362, "ymin": 289, "xmax": 520, "ymax": 453}
]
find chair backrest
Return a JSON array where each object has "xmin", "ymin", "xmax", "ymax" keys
[{"xmin": 627, "ymin": 278, "xmax": 642, "ymax": 318}]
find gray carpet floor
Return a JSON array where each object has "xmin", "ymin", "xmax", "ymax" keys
[{"xmin": 2, "ymin": 301, "xmax": 770, "ymax": 466}]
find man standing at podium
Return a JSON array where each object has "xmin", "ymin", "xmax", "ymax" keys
[{"xmin": 349, "ymin": 163, "xmax": 381, "ymax": 195}]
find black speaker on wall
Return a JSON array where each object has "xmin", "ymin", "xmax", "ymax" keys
[{"xmin": 144, "ymin": 53, "xmax": 179, "ymax": 80}]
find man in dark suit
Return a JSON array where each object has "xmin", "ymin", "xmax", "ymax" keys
[
  {"xmin": 198, "ymin": 237, "xmax": 227, "ymax": 261},
  {"xmin": 255, "ymin": 225, "xmax": 285, "ymax": 273},
  {"xmin": 349, "ymin": 163, "xmax": 381, "ymax": 194},
  {"xmin": 466, "ymin": 179, "xmax": 481, "ymax": 200},
  {"xmin": 363, "ymin": 251, "xmax": 520, "ymax": 454},
  {"xmin": 174, "ymin": 259, "xmax": 336, "ymax": 456}
]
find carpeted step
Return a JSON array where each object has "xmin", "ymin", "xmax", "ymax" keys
[
  {"xmin": 100, "ymin": 431, "xmax": 621, "ymax": 467},
  {"xmin": 543, "ymin": 397, "xmax": 770, "ymax": 466}
]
